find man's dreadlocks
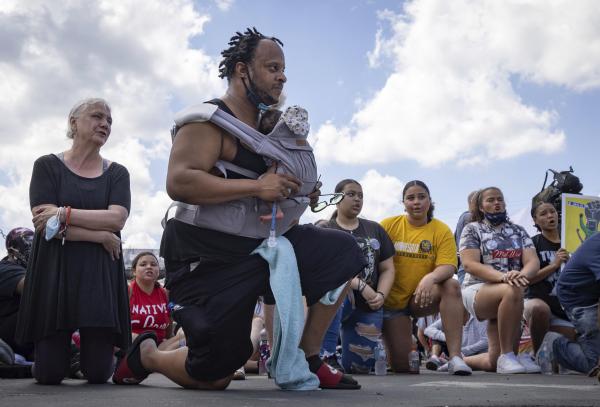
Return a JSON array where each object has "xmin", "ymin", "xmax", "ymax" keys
[{"xmin": 218, "ymin": 27, "xmax": 283, "ymax": 80}]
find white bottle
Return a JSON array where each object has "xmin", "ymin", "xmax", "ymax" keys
[
  {"xmin": 374, "ymin": 339, "xmax": 387, "ymax": 376},
  {"xmin": 538, "ymin": 343, "xmax": 553, "ymax": 375}
]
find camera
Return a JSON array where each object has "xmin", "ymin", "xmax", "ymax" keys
[{"xmin": 531, "ymin": 166, "xmax": 583, "ymax": 223}]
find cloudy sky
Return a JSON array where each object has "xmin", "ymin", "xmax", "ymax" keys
[{"xmin": 1, "ymin": 0, "xmax": 600, "ymax": 255}]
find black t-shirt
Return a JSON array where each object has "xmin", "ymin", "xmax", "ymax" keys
[
  {"xmin": 527, "ymin": 234, "xmax": 561, "ymax": 297},
  {"xmin": 323, "ymin": 218, "xmax": 395, "ymax": 312},
  {"xmin": 527, "ymin": 233, "xmax": 567, "ymax": 319},
  {"xmin": 0, "ymin": 257, "xmax": 25, "ymax": 318}
]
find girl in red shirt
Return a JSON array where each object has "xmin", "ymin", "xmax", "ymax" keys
[{"xmin": 129, "ymin": 252, "xmax": 183, "ymax": 350}]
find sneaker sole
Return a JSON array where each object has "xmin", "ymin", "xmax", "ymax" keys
[
  {"xmin": 450, "ymin": 369, "xmax": 472, "ymax": 376},
  {"xmin": 497, "ymin": 368, "xmax": 526, "ymax": 374},
  {"xmin": 425, "ymin": 361, "xmax": 440, "ymax": 371}
]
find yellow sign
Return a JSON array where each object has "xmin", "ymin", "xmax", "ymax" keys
[{"xmin": 561, "ymin": 194, "xmax": 600, "ymax": 253}]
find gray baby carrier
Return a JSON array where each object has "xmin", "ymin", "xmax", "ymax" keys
[{"xmin": 165, "ymin": 103, "xmax": 318, "ymax": 239}]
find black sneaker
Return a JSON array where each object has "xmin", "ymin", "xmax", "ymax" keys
[
  {"xmin": 68, "ymin": 345, "xmax": 85, "ymax": 380},
  {"xmin": 322, "ymin": 355, "xmax": 344, "ymax": 373}
]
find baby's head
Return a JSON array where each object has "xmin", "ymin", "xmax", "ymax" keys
[{"xmin": 258, "ymin": 109, "xmax": 283, "ymax": 134}]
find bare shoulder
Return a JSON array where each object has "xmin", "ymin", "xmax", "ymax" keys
[
  {"xmin": 169, "ymin": 122, "xmax": 225, "ymax": 171},
  {"xmin": 173, "ymin": 121, "xmax": 221, "ymax": 146}
]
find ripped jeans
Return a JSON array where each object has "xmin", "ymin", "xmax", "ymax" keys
[{"xmin": 321, "ymin": 296, "xmax": 383, "ymax": 374}]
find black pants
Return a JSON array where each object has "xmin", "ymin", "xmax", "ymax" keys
[
  {"xmin": 0, "ymin": 312, "xmax": 34, "ymax": 359},
  {"xmin": 33, "ymin": 328, "xmax": 114, "ymax": 384},
  {"xmin": 166, "ymin": 224, "xmax": 366, "ymax": 381}
]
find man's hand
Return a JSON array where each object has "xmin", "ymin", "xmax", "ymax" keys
[
  {"xmin": 308, "ymin": 181, "xmax": 323, "ymax": 209},
  {"xmin": 256, "ymin": 172, "xmax": 301, "ymax": 202}
]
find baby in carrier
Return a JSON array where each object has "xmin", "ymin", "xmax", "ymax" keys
[
  {"xmin": 256, "ymin": 108, "xmax": 298, "ymax": 223},
  {"xmin": 168, "ymin": 103, "xmax": 318, "ymax": 239}
]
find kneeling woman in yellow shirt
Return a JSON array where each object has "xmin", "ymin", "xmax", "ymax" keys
[{"xmin": 381, "ymin": 180, "xmax": 471, "ymax": 375}]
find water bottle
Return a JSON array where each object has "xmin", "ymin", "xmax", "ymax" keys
[
  {"xmin": 538, "ymin": 342, "xmax": 553, "ymax": 375},
  {"xmin": 258, "ymin": 329, "xmax": 270, "ymax": 375},
  {"xmin": 408, "ymin": 344, "xmax": 420, "ymax": 374},
  {"xmin": 374, "ymin": 339, "xmax": 387, "ymax": 376}
]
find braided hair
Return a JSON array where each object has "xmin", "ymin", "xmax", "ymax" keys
[{"xmin": 218, "ymin": 27, "xmax": 283, "ymax": 81}]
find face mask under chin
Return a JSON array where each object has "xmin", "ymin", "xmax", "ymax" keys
[
  {"xmin": 484, "ymin": 211, "xmax": 507, "ymax": 226},
  {"xmin": 243, "ymin": 75, "xmax": 277, "ymax": 110}
]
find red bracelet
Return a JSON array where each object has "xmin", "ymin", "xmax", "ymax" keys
[{"xmin": 65, "ymin": 206, "xmax": 71, "ymax": 226}]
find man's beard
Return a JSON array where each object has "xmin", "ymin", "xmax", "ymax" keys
[{"xmin": 244, "ymin": 76, "xmax": 278, "ymax": 107}]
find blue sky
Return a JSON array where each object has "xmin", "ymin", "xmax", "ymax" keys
[{"xmin": 1, "ymin": 0, "xmax": 600, "ymax": 253}]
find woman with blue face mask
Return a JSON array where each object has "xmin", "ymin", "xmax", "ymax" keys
[{"xmin": 459, "ymin": 187, "xmax": 540, "ymax": 374}]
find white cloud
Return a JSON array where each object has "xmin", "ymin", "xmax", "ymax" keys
[
  {"xmin": 0, "ymin": 0, "xmax": 225, "ymax": 248},
  {"xmin": 313, "ymin": 0, "xmax": 600, "ymax": 168},
  {"xmin": 301, "ymin": 169, "xmax": 404, "ymax": 224},
  {"xmin": 213, "ymin": 0, "xmax": 234, "ymax": 12},
  {"xmin": 359, "ymin": 169, "xmax": 405, "ymax": 221}
]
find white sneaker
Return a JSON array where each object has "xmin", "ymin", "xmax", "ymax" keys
[
  {"xmin": 517, "ymin": 353, "xmax": 541, "ymax": 373},
  {"xmin": 448, "ymin": 355, "xmax": 472, "ymax": 376},
  {"xmin": 0, "ymin": 339, "xmax": 14, "ymax": 365},
  {"xmin": 497, "ymin": 353, "xmax": 526, "ymax": 374},
  {"xmin": 437, "ymin": 362, "xmax": 449, "ymax": 372}
]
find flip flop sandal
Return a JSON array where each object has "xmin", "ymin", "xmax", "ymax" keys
[
  {"xmin": 112, "ymin": 331, "xmax": 158, "ymax": 385},
  {"xmin": 315, "ymin": 362, "xmax": 361, "ymax": 390}
]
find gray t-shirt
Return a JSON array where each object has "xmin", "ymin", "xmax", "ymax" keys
[{"xmin": 459, "ymin": 220, "xmax": 534, "ymax": 287}]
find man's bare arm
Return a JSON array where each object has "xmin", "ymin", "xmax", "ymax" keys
[{"xmin": 167, "ymin": 122, "xmax": 300, "ymax": 205}]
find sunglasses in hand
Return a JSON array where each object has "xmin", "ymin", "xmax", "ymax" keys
[{"xmin": 311, "ymin": 193, "xmax": 345, "ymax": 212}]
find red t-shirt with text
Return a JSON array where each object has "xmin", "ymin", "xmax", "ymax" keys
[{"xmin": 129, "ymin": 281, "xmax": 170, "ymax": 343}]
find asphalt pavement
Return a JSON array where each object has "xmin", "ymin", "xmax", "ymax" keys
[{"xmin": 1, "ymin": 369, "xmax": 599, "ymax": 407}]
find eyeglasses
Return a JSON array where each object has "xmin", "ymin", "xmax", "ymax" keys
[{"xmin": 311, "ymin": 193, "xmax": 345, "ymax": 212}]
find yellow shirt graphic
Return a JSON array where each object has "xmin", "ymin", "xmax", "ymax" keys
[{"xmin": 380, "ymin": 215, "xmax": 457, "ymax": 310}]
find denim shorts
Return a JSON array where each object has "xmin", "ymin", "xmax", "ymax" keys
[
  {"xmin": 461, "ymin": 283, "xmax": 485, "ymax": 321},
  {"xmin": 382, "ymin": 306, "xmax": 413, "ymax": 320}
]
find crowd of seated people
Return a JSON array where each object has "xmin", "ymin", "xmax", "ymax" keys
[{"xmin": 3, "ymin": 175, "xmax": 600, "ymax": 385}]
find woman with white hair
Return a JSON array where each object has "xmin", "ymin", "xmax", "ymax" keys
[{"xmin": 16, "ymin": 98, "xmax": 131, "ymax": 384}]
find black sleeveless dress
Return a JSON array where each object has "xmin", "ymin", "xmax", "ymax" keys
[{"xmin": 16, "ymin": 154, "xmax": 131, "ymax": 349}]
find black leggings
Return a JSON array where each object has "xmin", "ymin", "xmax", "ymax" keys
[{"xmin": 34, "ymin": 328, "xmax": 114, "ymax": 385}]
